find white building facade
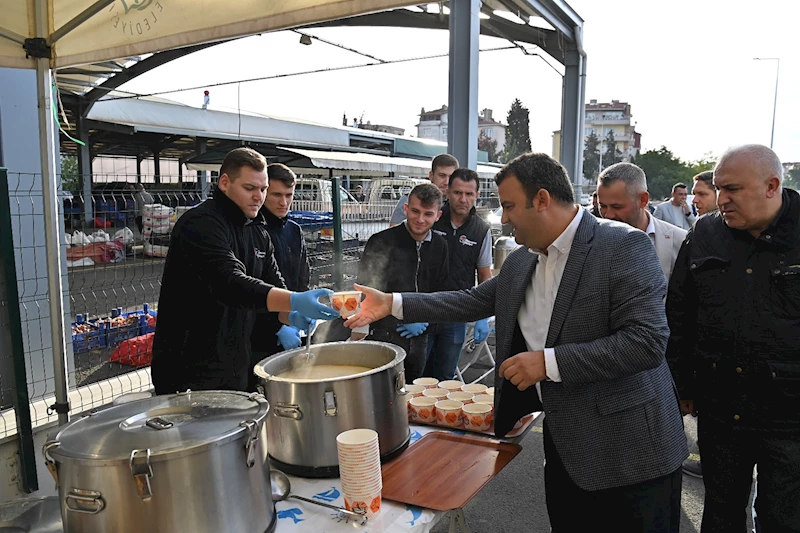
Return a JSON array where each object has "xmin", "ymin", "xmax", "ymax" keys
[{"xmin": 417, "ymin": 106, "xmax": 506, "ymax": 152}]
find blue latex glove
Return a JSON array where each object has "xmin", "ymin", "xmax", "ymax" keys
[
  {"xmin": 474, "ymin": 319, "xmax": 490, "ymax": 344},
  {"xmin": 396, "ymin": 322, "xmax": 429, "ymax": 339},
  {"xmin": 276, "ymin": 325, "xmax": 302, "ymax": 350},
  {"xmin": 288, "ymin": 311, "xmax": 315, "ymax": 336},
  {"xmin": 290, "ymin": 288, "xmax": 338, "ymax": 320}
]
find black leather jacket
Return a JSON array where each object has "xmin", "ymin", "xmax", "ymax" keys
[{"xmin": 666, "ymin": 188, "xmax": 800, "ymax": 432}]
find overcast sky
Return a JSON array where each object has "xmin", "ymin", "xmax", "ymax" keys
[{"xmin": 120, "ymin": 0, "xmax": 800, "ymax": 164}]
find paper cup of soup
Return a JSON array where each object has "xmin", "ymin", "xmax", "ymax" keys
[
  {"xmin": 447, "ymin": 391, "xmax": 474, "ymax": 404},
  {"xmin": 422, "ymin": 388, "xmax": 449, "ymax": 400},
  {"xmin": 438, "ymin": 380, "xmax": 465, "ymax": 392},
  {"xmin": 408, "ymin": 396, "xmax": 437, "ymax": 423},
  {"xmin": 463, "ymin": 403, "xmax": 493, "ymax": 431},
  {"xmin": 485, "ymin": 387, "xmax": 495, "ymax": 395},
  {"xmin": 435, "ymin": 400, "xmax": 464, "ymax": 428},
  {"xmin": 329, "ymin": 291, "xmax": 362, "ymax": 318},
  {"xmin": 472, "ymin": 394, "xmax": 494, "ymax": 408},
  {"xmin": 461, "ymin": 383, "xmax": 488, "ymax": 395},
  {"xmin": 404, "ymin": 384, "xmax": 426, "ymax": 399},
  {"xmin": 413, "ymin": 377, "xmax": 439, "ymax": 389}
]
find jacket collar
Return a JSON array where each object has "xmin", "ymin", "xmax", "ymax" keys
[
  {"xmin": 212, "ymin": 185, "xmax": 267, "ymax": 227},
  {"xmin": 756, "ymin": 188, "xmax": 800, "ymax": 248},
  {"xmin": 264, "ymin": 207, "xmax": 288, "ymax": 228}
]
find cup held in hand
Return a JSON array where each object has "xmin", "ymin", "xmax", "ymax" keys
[{"xmin": 329, "ymin": 291, "xmax": 362, "ymax": 318}]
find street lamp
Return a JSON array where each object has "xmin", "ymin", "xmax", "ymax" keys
[{"xmin": 753, "ymin": 57, "xmax": 780, "ymax": 149}]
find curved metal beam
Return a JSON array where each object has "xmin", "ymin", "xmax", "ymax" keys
[{"xmin": 81, "ymin": 41, "xmax": 223, "ymax": 115}]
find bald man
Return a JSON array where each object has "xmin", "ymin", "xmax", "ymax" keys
[{"xmin": 666, "ymin": 144, "xmax": 800, "ymax": 533}]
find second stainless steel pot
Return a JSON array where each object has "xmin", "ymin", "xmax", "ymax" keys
[
  {"xmin": 43, "ymin": 390, "xmax": 275, "ymax": 533},
  {"xmin": 254, "ymin": 341, "xmax": 410, "ymax": 477}
]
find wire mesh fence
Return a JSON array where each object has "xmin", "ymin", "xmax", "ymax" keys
[{"xmin": 0, "ymin": 170, "xmax": 498, "ymax": 440}]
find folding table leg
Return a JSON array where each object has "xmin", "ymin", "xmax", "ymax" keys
[{"xmin": 447, "ymin": 509, "xmax": 471, "ymax": 533}]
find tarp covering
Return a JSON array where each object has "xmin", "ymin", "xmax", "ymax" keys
[{"xmin": 0, "ymin": 0, "xmax": 420, "ymax": 69}]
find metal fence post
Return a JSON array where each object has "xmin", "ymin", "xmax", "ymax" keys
[
  {"xmin": 330, "ymin": 171, "xmax": 343, "ymax": 291},
  {"xmin": 0, "ymin": 168, "xmax": 39, "ymax": 493}
]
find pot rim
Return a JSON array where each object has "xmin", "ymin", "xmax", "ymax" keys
[{"xmin": 254, "ymin": 340, "xmax": 406, "ymax": 383}]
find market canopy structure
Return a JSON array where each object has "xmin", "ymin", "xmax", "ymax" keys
[{"xmin": 0, "ymin": 0, "xmax": 420, "ymax": 69}]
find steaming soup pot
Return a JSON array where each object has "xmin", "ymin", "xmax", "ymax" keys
[{"xmin": 254, "ymin": 341, "xmax": 410, "ymax": 477}]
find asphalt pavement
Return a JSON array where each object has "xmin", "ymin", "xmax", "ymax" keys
[{"xmin": 427, "ymin": 339, "xmax": 756, "ymax": 533}]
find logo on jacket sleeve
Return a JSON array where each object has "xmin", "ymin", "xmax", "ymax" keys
[
  {"xmin": 459, "ymin": 235, "xmax": 477, "ymax": 246},
  {"xmin": 254, "ymin": 248, "xmax": 266, "ymax": 259}
]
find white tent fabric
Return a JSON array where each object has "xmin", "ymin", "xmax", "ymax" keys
[{"xmin": 0, "ymin": 0, "xmax": 419, "ymax": 69}]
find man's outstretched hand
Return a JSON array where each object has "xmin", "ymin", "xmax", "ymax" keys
[{"xmin": 343, "ymin": 284, "xmax": 393, "ymax": 328}]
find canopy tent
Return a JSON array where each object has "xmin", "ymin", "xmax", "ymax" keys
[{"xmin": 0, "ymin": 1, "xmax": 419, "ymax": 69}]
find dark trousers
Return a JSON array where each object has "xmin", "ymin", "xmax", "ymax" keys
[
  {"xmin": 543, "ymin": 421, "xmax": 682, "ymax": 533},
  {"xmin": 423, "ymin": 323, "xmax": 467, "ymax": 381},
  {"xmin": 698, "ymin": 417, "xmax": 800, "ymax": 533},
  {"xmin": 135, "ymin": 215, "xmax": 144, "ymax": 234},
  {"xmin": 367, "ymin": 328, "xmax": 427, "ymax": 382}
]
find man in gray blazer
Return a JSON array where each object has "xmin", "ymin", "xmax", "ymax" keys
[
  {"xmin": 597, "ymin": 162, "xmax": 687, "ymax": 281},
  {"xmin": 347, "ymin": 153, "xmax": 687, "ymax": 532}
]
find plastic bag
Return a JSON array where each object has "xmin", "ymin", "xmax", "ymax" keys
[
  {"xmin": 110, "ymin": 333, "xmax": 154, "ymax": 367},
  {"xmin": 113, "ymin": 227, "xmax": 135, "ymax": 245}
]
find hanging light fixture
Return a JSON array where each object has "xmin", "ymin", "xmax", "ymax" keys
[{"xmin": 299, "ymin": 34, "xmax": 313, "ymax": 46}]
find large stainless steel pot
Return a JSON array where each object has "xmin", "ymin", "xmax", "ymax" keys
[
  {"xmin": 254, "ymin": 341, "xmax": 409, "ymax": 477},
  {"xmin": 493, "ymin": 236, "xmax": 522, "ymax": 270},
  {"xmin": 42, "ymin": 390, "xmax": 275, "ymax": 533}
]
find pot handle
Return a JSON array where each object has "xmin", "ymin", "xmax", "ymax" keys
[
  {"xmin": 42, "ymin": 440, "xmax": 60, "ymax": 488},
  {"xmin": 66, "ymin": 489, "xmax": 105, "ymax": 514},
  {"xmin": 274, "ymin": 403, "xmax": 303, "ymax": 420},
  {"xmin": 395, "ymin": 370, "xmax": 407, "ymax": 396},
  {"xmin": 129, "ymin": 449, "xmax": 154, "ymax": 501},
  {"xmin": 240, "ymin": 419, "xmax": 260, "ymax": 468}
]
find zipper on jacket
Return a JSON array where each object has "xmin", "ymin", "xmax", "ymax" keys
[{"xmin": 415, "ymin": 241, "xmax": 422, "ymax": 292}]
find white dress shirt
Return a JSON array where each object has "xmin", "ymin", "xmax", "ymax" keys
[
  {"xmin": 645, "ymin": 210, "xmax": 656, "ymax": 245},
  {"xmin": 393, "ymin": 207, "xmax": 584, "ymax": 400},
  {"xmin": 517, "ymin": 207, "xmax": 584, "ymax": 400}
]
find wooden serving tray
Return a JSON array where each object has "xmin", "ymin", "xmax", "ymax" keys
[
  {"xmin": 410, "ymin": 412, "xmax": 537, "ymax": 439},
  {"xmin": 381, "ymin": 432, "xmax": 522, "ymax": 511}
]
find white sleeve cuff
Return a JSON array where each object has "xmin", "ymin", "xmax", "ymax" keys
[
  {"xmin": 391, "ymin": 293, "xmax": 404, "ymax": 319},
  {"xmin": 544, "ymin": 348, "xmax": 562, "ymax": 382}
]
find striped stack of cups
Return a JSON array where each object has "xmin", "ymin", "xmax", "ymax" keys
[{"xmin": 336, "ymin": 429, "xmax": 382, "ymax": 518}]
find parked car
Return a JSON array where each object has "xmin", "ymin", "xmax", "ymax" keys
[{"xmin": 292, "ymin": 178, "xmax": 361, "ymax": 218}]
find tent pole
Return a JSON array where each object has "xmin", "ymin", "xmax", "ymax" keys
[{"xmin": 35, "ymin": 0, "xmax": 70, "ymax": 426}]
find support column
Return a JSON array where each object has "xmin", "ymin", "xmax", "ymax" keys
[
  {"xmin": 447, "ymin": 0, "xmax": 480, "ymax": 169},
  {"xmin": 330, "ymin": 170, "xmax": 343, "ymax": 291},
  {"xmin": 34, "ymin": 0, "xmax": 70, "ymax": 427},
  {"xmin": 560, "ymin": 44, "xmax": 586, "ymax": 198},
  {"xmin": 152, "ymin": 149, "xmax": 161, "ymax": 185},
  {"xmin": 76, "ymin": 110, "xmax": 93, "ymax": 224},
  {"xmin": 196, "ymin": 137, "xmax": 208, "ymax": 199},
  {"xmin": 135, "ymin": 155, "xmax": 143, "ymax": 183}
]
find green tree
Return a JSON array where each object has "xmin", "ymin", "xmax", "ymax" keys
[
  {"xmin": 688, "ymin": 152, "xmax": 717, "ymax": 176},
  {"xmin": 478, "ymin": 131, "xmax": 500, "ymax": 163},
  {"xmin": 500, "ymin": 98, "xmax": 532, "ymax": 163},
  {"xmin": 60, "ymin": 154, "xmax": 79, "ymax": 192},
  {"xmin": 583, "ymin": 132, "xmax": 600, "ymax": 182},
  {"xmin": 634, "ymin": 146, "xmax": 694, "ymax": 201},
  {"xmin": 603, "ymin": 130, "xmax": 624, "ymax": 166}
]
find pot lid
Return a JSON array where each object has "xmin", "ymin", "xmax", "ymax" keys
[{"xmin": 49, "ymin": 391, "xmax": 268, "ymax": 462}]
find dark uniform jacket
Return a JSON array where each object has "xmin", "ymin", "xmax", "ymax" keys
[
  {"xmin": 357, "ymin": 224, "xmax": 452, "ymax": 379},
  {"xmin": 152, "ymin": 187, "xmax": 285, "ymax": 394},
  {"xmin": 666, "ymin": 188, "xmax": 800, "ymax": 433},
  {"xmin": 431, "ymin": 203, "xmax": 491, "ymax": 290},
  {"xmin": 250, "ymin": 209, "xmax": 310, "ymax": 356}
]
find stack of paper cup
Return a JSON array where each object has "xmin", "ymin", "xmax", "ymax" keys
[{"xmin": 336, "ymin": 429, "xmax": 382, "ymax": 518}]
